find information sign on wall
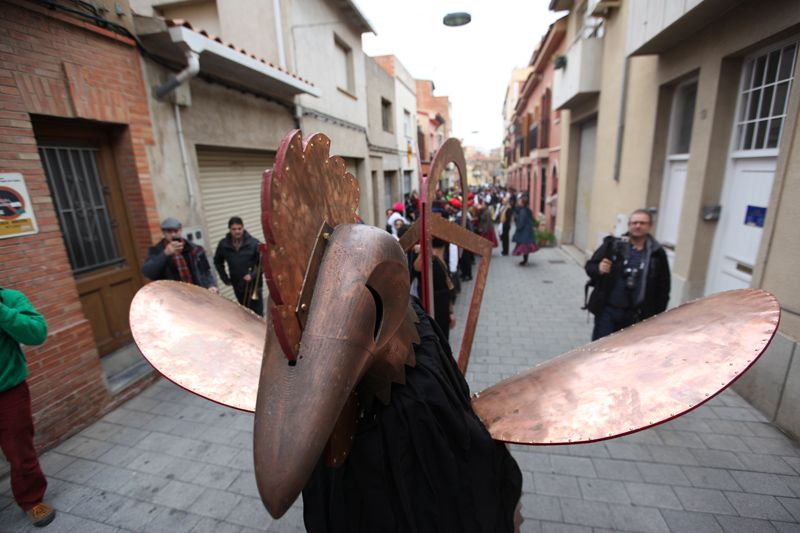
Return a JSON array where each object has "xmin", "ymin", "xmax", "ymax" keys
[{"xmin": 0, "ymin": 173, "xmax": 39, "ymax": 239}]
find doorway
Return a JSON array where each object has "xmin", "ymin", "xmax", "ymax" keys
[
  {"xmin": 35, "ymin": 120, "xmax": 143, "ymax": 356},
  {"xmin": 657, "ymin": 78, "xmax": 697, "ymax": 268},
  {"xmin": 705, "ymin": 40, "xmax": 797, "ymax": 294}
]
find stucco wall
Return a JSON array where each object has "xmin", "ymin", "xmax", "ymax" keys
[
  {"xmin": 393, "ymin": 62, "xmax": 419, "ymax": 193},
  {"xmin": 583, "ymin": 1, "xmax": 659, "ymax": 252},
  {"xmin": 291, "ymin": 0, "xmax": 368, "ymax": 129},
  {"xmin": 142, "ymin": 61, "xmax": 295, "ymax": 230},
  {"xmin": 365, "ymin": 57, "xmax": 397, "ymax": 150}
]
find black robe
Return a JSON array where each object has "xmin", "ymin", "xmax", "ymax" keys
[{"xmin": 302, "ymin": 301, "xmax": 522, "ymax": 532}]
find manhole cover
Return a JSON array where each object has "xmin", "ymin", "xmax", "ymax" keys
[{"xmin": 548, "ymin": 260, "xmax": 566, "ymax": 264}]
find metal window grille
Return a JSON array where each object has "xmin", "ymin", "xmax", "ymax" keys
[
  {"xmin": 39, "ymin": 146, "xmax": 123, "ymax": 274},
  {"xmin": 736, "ymin": 42, "xmax": 798, "ymax": 151}
]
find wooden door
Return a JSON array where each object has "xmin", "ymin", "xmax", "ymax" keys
[{"xmin": 35, "ymin": 122, "xmax": 142, "ymax": 356}]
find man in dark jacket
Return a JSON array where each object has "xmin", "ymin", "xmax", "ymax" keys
[
  {"xmin": 0, "ymin": 286, "xmax": 56, "ymax": 527},
  {"xmin": 142, "ymin": 218, "xmax": 218, "ymax": 291},
  {"xmin": 213, "ymin": 216, "xmax": 264, "ymax": 316},
  {"xmin": 585, "ymin": 209, "xmax": 670, "ymax": 340}
]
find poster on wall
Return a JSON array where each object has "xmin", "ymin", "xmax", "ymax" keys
[{"xmin": 0, "ymin": 173, "xmax": 39, "ymax": 239}]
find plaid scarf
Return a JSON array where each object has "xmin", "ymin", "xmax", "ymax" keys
[{"xmin": 165, "ymin": 239, "xmax": 195, "ymax": 284}]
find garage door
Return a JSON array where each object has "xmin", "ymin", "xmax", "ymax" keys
[{"xmin": 197, "ymin": 148, "xmax": 274, "ymax": 303}]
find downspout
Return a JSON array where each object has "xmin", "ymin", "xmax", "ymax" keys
[
  {"xmin": 152, "ymin": 49, "xmax": 201, "ymax": 210},
  {"xmin": 152, "ymin": 49, "xmax": 200, "ymax": 100},
  {"xmin": 174, "ymin": 101, "xmax": 197, "ymax": 210},
  {"xmin": 613, "ymin": 56, "xmax": 631, "ymax": 182},
  {"xmin": 272, "ymin": 0, "xmax": 287, "ymax": 69}
]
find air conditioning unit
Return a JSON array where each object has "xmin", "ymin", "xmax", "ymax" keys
[{"xmin": 588, "ymin": 0, "xmax": 620, "ymax": 17}]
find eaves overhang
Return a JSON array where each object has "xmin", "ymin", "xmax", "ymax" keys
[{"xmin": 137, "ymin": 19, "xmax": 320, "ymax": 101}]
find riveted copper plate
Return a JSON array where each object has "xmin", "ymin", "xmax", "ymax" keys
[
  {"xmin": 262, "ymin": 131, "xmax": 360, "ymax": 360},
  {"xmin": 129, "ymin": 281, "xmax": 265, "ymax": 412},
  {"xmin": 472, "ymin": 289, "xmax": 780, "ymax": 445}
]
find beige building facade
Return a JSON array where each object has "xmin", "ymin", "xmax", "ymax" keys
[
  {"xmin": 552, "ymin": 0, "xmax": 800, "ymax": 437},
  {"xmin": 365, "ymin": 56, "xmax": 403, "ymax": 222}
]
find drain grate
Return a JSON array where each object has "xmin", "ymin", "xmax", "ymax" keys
[{"xmin": 548, "ymin": 260, "xmax": 566, "ymax": 264}]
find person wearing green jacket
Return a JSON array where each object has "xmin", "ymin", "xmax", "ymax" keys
[{"xmin": 0, "ymin": 286, "xmax": 56, "ymax": 527}]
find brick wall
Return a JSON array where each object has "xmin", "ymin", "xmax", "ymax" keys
[{"xmin": 0, "ymin": 1, "xmax": 160, "ymax": 449}]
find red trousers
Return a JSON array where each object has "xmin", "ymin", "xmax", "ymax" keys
[{"xmin": 0, "ymin": 381, "xmax": 47, "ymax": 510}]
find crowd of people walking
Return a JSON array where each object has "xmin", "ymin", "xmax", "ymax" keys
[{"xmin": 382, "ymin": 184, "xmax": 548, "ymax": 339}]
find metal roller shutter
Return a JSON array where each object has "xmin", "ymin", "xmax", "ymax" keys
[{"xmin": 197, "ymin": 148, "xmax": 274, "ymax": 302}]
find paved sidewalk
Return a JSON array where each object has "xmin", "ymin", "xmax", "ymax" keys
[{"xmin": 2, "ymin": 246, "xmax": 800, "ymax": 532}]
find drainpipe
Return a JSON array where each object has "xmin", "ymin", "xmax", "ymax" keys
[
  {"xmin": 612, "ymin": 56, "xmax": 631, "ymax": 182},
  {"xmin": 174, "ymin": 101, "xmax": 197, "ymax": 211},
  {"xmin": 272, "ymin": 0, "xmax": 287, "ymax": 69},
  {"xmin": 151, "ymin": 49, "xmax": 202, "ymax": 212},
  {"xmin": 152, "ymin": 49, "xmax": 200, "ymax": 100}
]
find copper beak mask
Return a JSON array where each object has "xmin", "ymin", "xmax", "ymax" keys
[{"xmin": 253, "ymin": 223, "xmax": 418, "ymax": 517}]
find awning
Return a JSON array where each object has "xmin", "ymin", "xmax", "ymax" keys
[{"xmin": 135, "ymin": 16, "xmax": 320, "ymax": 101}]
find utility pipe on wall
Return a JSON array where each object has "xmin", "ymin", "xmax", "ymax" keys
[
  {"xmin": 273, "ymin": 0, "xmax": 287, "ymax": 69},
  {"xmin": 152, "ymin": 50, "xmax": 200, "ymax": 100},
  {"xmin": 151, "ymin": 49, "xmax": 202, "ymax": 212},
  {"xmin": 173, "ymin": 101, "xmax": 196, "ymax": 211}
]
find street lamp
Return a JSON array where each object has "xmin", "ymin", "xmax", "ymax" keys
[{"xmin": 443, "ymin": 12, "xmax": 471, "ymax": 27}]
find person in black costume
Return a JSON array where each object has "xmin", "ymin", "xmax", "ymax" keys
[
  {"xmin": 413, "ymin": 237, "xmax": 455, "ymax": 342},
  {"xmin": 302, "ymin": 300, "xmax": 523, "ymax": 533}
]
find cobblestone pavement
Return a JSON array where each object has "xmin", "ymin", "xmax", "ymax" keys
[{"xmin": 3, "ymin": 246, "xmax": 800, "ymax": 532}]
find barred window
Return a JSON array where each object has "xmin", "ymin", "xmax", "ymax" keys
[
  {"xmin": 736, "ymin": 42, "xmax": 797, "ymax": 151},
  {"xmin": 39, "ymin": 146, "xmax": 122, "ymax": 274}
]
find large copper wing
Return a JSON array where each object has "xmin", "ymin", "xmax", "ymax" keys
[
  {"xmin": 131, "ymin": 285, "xmax": 779, "ymax": 442},
  {"xmin": 472, "ymin": 289, "xmax": 780, "ymax": 444},
  {"xmin": 261, "ymin": 130, "xmax": 360, "ymax": 360}
]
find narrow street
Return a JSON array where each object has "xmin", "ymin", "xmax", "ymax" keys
[{"xmin": 2, "ymin": 247, "xmax": 800, "ymax": 532}]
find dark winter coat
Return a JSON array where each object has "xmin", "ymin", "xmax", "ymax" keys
[
  {"xmin": 512, "ymin": 207, "xmax": 536, "ymax": 245},
  {"xmin": 585, "ymin": 234, "xmax": 671, "ymax": 320},
  {"xmin": 142, "ymin": 239, "xmax": 216, "ymax": 288},
  {"xmin": 213, "ymin": 231, "xmax": 261, "ymax": 290}
]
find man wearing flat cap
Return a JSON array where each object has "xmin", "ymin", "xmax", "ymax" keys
[{"xmin": 142, "ymin": 218, "xmax": 218, "ymax": 291}]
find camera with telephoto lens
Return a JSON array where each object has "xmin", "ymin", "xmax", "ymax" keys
[
  {"xmin": 622, "ymin": 266, "xmax": 641, "ymax": 290},
  {"xmin": 611, "ymin": 236, "xmax": 640, "ymax": 291}
]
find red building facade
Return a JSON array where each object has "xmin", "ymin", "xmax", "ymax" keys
[
  {"xmin": 0, "ymin": 0, "xmax": 160, "ymax": 449},
  {"xmin": 505, "ymin": 18, "xmax": 566, "ymax": 232}
]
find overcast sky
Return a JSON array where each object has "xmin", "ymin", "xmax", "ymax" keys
[{"xmin": 358, "ymin": 1, "xmax": 561, "ymax": 152}]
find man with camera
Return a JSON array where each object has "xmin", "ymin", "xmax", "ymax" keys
[
  {"xmin": 585, "ymin": 209, "xmax": 670, "ymax": 340},
  {"xmin": 142, "ymin": 217, "xmax": 218, "ymax": 292}
]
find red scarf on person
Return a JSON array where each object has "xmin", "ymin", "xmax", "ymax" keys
[{"xmin": 164, "ymin": 239, "xmax": 194, "ymax": 283}]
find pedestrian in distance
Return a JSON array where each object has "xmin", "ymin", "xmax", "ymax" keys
[
  {"xmin": 386, "ymin": 203, "xmax": 407, "ymax": 238},
  {"xmin": 142, "ymin": 218, "xmax": 218, "ymax": 292},
  {"xmin": 213, "ymin": 216, "xmax": 264, "ymax": 316},
  {"xmin": 584, "ymin": 209, "xmax": 671, "ymax": 341},
  {"xmin": 476, "ymin": 202, "xmax": 499, "ymax": 249},
  {"xmin": 413, "ymin": 237, "xmax": 456, "ymax": 342},
  {"xmin": 0, "ymin": 286, "xmax": 56, "ymax": 527},
  {"xmin": 511, "ymin": 196, "xmax": 539, "ymax": 266},
  {"xmin": 498, "ymin": 196, "xmax": 513, "ymax": 256}
]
